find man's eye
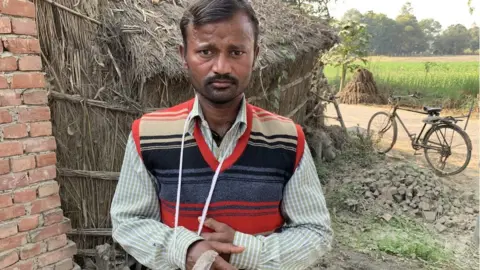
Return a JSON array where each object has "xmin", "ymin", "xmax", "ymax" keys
[
  {"xmin": 231, "ymin": 51, "xmax": 244, "ymax": 56},
  {"xmin": 199, "ymin": 50, "xmax": 212, "ymax": 55}
]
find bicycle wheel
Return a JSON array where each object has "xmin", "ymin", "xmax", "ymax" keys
[
  {"xmin": 422, "ymin": 123, "xmax": 472, "ymax": 176},
  {"xmin": 367, "ymin": 111, "xmax": 397, "ymax": 154}
]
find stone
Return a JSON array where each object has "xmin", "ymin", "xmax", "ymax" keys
[
  {"xmin": 419, "ymin": 201, "xmax": 431, "ymax": 211},
  {"xmin": 436, "ymin": 205, "xmax": 444, "ymax": 214},
  {"xmin": 461, "ymin": 191, "xmax": 474, "ymax": 201},
  {"xmin": 465, "ymin": 207, "xmax": 474, "ymax": 214},
  {"xmin": 435, "ymin": 223, "xmax": 447, "ymax": 233},
  {"xmin": 416, "ymin": 187, "xmax": 426, "ymax": 197},
  {"xmin": 382, "ymin": 213, "xmax": 392, "ymax": 222},
  {"xmin": 405, "ymin": 176, "xmax": 415, "ymax": 186},
  {"xmin": 389, "ymin": 186, "xmax": 398, "ymax": 195},
  {"xmin": 452, "ymin": 199, "xmax": 461, "ymax": 208},
  {"xmin": 398, "ymin": 171, "xmax": 406, "ymax": 179},
  {"xmin": 420, "ymin": 174, "xmax": 426, "ymax": 181},
  {"xmin": 423, "ymin": 211, "xmax": 436, "ymax": 222},
  {"xmin": 447, "ymin": 211, "xmax": 454, "ymax": 216},
  {"xmin": 385, "ymin": 200, "xmax": 393, "ymax": 206},
  {"xmin": 393, "ymin": 194, "xmax": 404, "ymax": 203},
  {"xmin": 398, "ymin": 186, "xmax": 406, "ymax": 195},
  {"xmin": 373, "ymin": 190, "xmax": 379, "ymax": 197},
  {"xmin": 437, "ymin": 216, "xmax": 448, "ymax": 224},
  {"xmin": 362, "ymin": 178, "xmax": 376, "ymax": 184},
  {"xmin": 474, "ymin": 216, "xmax": 479, "ymax": 247},
  {"xmin": 365, "ymin": 191, "xmax": 373, "ymax": 199}
]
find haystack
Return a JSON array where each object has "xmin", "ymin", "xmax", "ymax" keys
[
  {"xmin": 337, "ymin": 68, "xmax": 387, "ymax": 105},
  {"xmin": 36, "ymin": 0, "xmax": 338, "ymax": 256}
]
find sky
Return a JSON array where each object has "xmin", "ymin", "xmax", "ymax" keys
[{"xmin": 326, "ymin": 0, "xmax": 479, "ymax": 30}]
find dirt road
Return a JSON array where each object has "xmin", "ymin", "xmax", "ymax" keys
[{"xmin": 325, "ymin": 103, "xmax": 479, "ymax": 194}]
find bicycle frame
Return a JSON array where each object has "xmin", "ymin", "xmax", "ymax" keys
[{"xmin": 389, "ymin": 105, "xmax": 429, "ymax": 146}]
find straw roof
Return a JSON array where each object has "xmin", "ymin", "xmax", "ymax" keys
[{"xmin": 101, "ymin": 0, "xmax": 338, "ymax": 81}]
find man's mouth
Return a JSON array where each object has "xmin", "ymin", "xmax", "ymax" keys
[{"xmin": 210, "ymin": 80, "xmax": 234, "ymax": 88}]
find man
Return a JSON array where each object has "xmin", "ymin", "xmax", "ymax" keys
[{"xmin": 110, "ymin": 0, "xmax": 332, "ymax": 269}]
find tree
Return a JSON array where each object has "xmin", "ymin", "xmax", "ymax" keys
[
  {"xmin": 434, "ymin": 24, "xmax": 471, "ymax": 54},
  {"xmin": 419, "ymin": 18, "xmax": 442, "ymax": 51},
  {"xmin": 469, "ymin": 24, "xmax": 479, "ymax": 51},
  {"xmin": 395, "ymin": 2, "xmax": 427, "ymax": 53},
  {"xmin": 362, "ymin": 11, "xmax": 402, "ymax": 55},
  {"xmin": 342, "ymin": 8, "xmax": 363, "ymax": 22},
  {"xmin": 320, "ymin": 20, "xmax": 370, "ymax": 92}
]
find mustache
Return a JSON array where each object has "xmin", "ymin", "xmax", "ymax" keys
[{"xmin": 204, "ymin": 74, "xmax": 238, "ymax": 85}]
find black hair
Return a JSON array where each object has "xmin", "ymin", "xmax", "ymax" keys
[{"xmin": 179, "ymin": 0, "xmax": 260, "ymax": 48}]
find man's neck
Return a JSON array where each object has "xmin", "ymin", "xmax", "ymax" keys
[{"xmin": 197, "ymin": 94, "xmax": 243, "ymax": 137}]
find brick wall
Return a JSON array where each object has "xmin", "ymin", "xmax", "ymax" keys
[{"xmin": 0, "ymin": 1, "xmax": 77, "ymax": 269}]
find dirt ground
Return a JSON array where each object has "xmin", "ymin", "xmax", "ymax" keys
[
  {"xmin": 318, "ymin": 103, "xmax": 479, "ymax": 270},
  {"xmin": 325, "ymin": 103, "xmax": 479, "ymax": 195}
]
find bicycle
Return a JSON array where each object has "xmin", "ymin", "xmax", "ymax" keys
[{"xmin": 366, "ymin": 94, "xmax": 473, "ymax": 176}]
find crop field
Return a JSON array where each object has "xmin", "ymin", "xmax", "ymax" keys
[{"xmin": 324, "ymin": 55, "xmax": 479, "ymax": 109}]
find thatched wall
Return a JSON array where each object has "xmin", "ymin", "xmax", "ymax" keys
[{"xmin": 36, "ymin": 0, "xmax": 337, "ymax": 253}]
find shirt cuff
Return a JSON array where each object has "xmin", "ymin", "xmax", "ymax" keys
[
  {"xmin": 229, "ymin": 231, "xmax": 262, "ymax": 270},
  {"xmin": 167, "ymin": 226, "xmax": 203, "ymax": 270}
]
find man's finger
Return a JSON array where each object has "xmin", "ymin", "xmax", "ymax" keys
[
  {"xmin": 200, "ymin": 217, "xmax": 225, "ymax": 231},
  {"xmin": 201, "ymin": 232, "xmax": 228, "ymax": 242},
  {"xmin": 209, "ymin": 241, "xmax": 244, "ymax": 254},
  {"xmin": 212, "ymin": 255, "xmax": 238, "ymax": 270}
]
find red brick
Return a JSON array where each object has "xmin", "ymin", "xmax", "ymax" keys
[
  {"xmin": 0, "ymin": 233, "xmax": 27, "ymax": 252},
  {"xmin": 38, "ymin": 182, "xmax": 59, "ymax": 198},
  {"xmin": 11, "ymin": 73, "xmax": 45, "ymax": 89},
  {"xmin": 46, "ymin": 234, "xmax": 67, "ymax": 251},
  {"xmin": 0, "ymin": 75, "xmax": 8, "ymax": 88},
  {"xmin": 23, "ymin": 137, "xmax": 56, "ymax": 153},
  {"xmin": 22, "ymin": 89, "xmax": 47, "ymax": 105},
  {"xmin": 36, "ymin": 153, "xmax": 56, "ymax": 168},
  {"xmin": 0, "ymin": 41, "xmax": 2, "ymax": 53},
  {"xmin": 0, "ymin": 17, "xmax": 11, "ymax": 33},
  {"xmin": 18, "ymin": 56, "xmax": 42, "ymax": 71},
  {"xmin": 29, "ymin": 122, "xmax": 52, "ymax": 137},
  {"xmin": 0, "ymin": 221, "xmax": 17, "ymax": 239},
  {"xmin": 38, "ymin": 241, "xmax": 76, "ymax": 267},
  {"xmin": 0, "ymin": 159, "xmax": 10, "ymax": 175},
  {"xmin": 0, "ymin": 0, "xmax": 35, "ymax": 18},
  {"xmin": 29, "ymin": 220, "xmax": 70, "ymax": 243},
  {"xmin": 0, "ymin": 141, "xmax": 23, "ymax": 158},
  {"xmin": 17, "ymin": 106, "xmax": 50, "ymax": 123},
  {"xmin": 18, "ymin": 215, "xmax": 39, "ymax": 232},
  {"xmin": 54, "ymin": 258, "xmax": 73, "ymax": 270},
  {"xmin": 2, "ymin": 123, "xmax": 28, "ymax": 139},
  {"xmin": 30, "ymin": 194, "xmax": 61, "ymax": 215},
  {"xmin": 4, "ymin": 259, "xmax": 34, "ymax": 270},
  {"xmin": 0, "ymin": 57, "xmax": 17, "ymax": 71},
  {"xmin": 13, "ymin": 188, "xmax": 36, "ymax": 203},
  {"xmin": 0, "ymin": 204, "xmax": 24, "ymax": 221},
  {"xmin": 11, "ymin": 18, "xmax": 36, "ymax": 36},
  {"xmin": 0, "ymin": 192, "xmax": 12, "ymax": 208},
  {"xmin": 0, "ymin": 251, "xmax": 19, "ymax": 269},
  {"xmin": 10, "ymin": 156, "xmax": 35, "ymax": 173},
  {"xmin": 0, "ymin": 90, "xmax": 22, "ymax": 106},
  {"xmin": 19, "ymin": 243, "xmax": 41, "ymax": 259},
  {"xmin": 3, "ymin": 38, "xmax": 40, "ymax": 54},
  {"xmin": 28, "ymin": 165, "xmax": 56, "ymax": 184},
  {"xmin": 0, "ymin": 172, "xmax": 28, "ymax": 191},
  {"xmin": 0, "ymin": 109, "xmax": 12, "ymax": 124},
  {"xmin": 43, "ymin": 209, "xmax": 63, "ymax": 226}
]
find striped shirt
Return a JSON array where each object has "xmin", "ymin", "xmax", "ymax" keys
[{"xmin": 110, "ymin": 95, "xmax": 333, "ymax": 270}]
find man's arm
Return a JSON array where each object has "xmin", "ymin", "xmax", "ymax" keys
[
  {"xmin": 229, "ymin": 141, "xmax": 333, "ymax": 269},
  {"xmin": 110, "ymin": 133, "xmax": 203, "ymax": 270}
]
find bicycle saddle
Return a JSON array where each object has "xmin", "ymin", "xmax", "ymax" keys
[{"xmin": 423, "ymin": 106, "xmax": 442, "ymax": 114}]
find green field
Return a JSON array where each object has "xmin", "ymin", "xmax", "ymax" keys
[{"xmin": 324, "ymin": 56, "xmax": 479, "ymax": 109}]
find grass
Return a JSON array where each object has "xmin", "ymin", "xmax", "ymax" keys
[{"xmin": 324, "ymin": 55, "xmax": 479, "ymax": 110}]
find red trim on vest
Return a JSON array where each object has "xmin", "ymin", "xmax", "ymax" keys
[
  {"xmin": 132, "ymin": 119, "xmax": 142, "ymax": 159},
  {"xmin": 160, "ymin": 200, "xmax": 283, "ymax": 235},
  {"xmin": 193, "ymin": 103, "xmax": 253, "ymax": 173},
  {"xmin": 295, "ymin": 124, "xmax": 305, "ymax": 169}
]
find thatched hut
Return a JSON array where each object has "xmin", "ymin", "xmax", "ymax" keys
[{"xmin": 36, "ymin": 0, "xmax": 337, "ymax": 260}]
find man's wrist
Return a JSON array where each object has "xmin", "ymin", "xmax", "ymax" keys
[{"xmin": 167, "ymin": 227, "xmax": 203, "ymax": 270}]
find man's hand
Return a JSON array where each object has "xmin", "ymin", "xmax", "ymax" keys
[
  {"xmin": 200, "ymin": 218, "xmax": 236, "ymax": 244},
  {"xmin": 186, "ymin": 240, "xmax": 244, "ymax": 270}
]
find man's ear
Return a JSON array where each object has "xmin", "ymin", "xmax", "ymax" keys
[{"xmin": 179, "ymin": 44, "xmax": 188, "ymax": 68}]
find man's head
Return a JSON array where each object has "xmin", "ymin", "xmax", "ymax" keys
[{"xmin": 179, "ymin": 0, "xmax": 260, "ymax": 105}]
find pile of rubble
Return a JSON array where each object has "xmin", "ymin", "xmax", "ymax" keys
[{"xmin": 345, "ymin": 162, "xmax": 478, "ymax": 233}]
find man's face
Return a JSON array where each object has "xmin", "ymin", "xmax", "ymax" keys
[{"xmin": 180, "ymin": 12, "xmax": 259, "ymax": 105}]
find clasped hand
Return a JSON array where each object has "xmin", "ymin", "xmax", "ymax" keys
[{"xmin": 186, "ymin": 218, "xmax": 242, "ymax": 270}]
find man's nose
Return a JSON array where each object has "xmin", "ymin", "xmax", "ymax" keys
[{"xmin": 212, "ymin": 53, "xmax": 232, "ymax": 74}]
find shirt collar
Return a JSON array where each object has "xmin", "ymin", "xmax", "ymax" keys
[{"xmin": 187, "ymin": 94, "xmax": 248, "ymax": 135}]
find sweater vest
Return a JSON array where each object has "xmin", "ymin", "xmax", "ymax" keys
[{"xmin": 131, "ymin": 98, "xmax": 305, "ymax": 235}]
